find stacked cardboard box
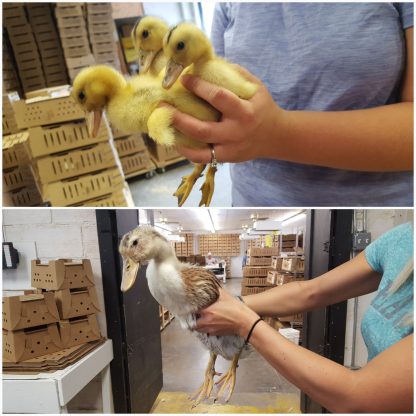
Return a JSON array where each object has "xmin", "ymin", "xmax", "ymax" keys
[
  {"xmin": 174, "ymin": 233, "xmax": 194, "ymax": 257},
  {"xmin": 112, "ymin": 127, "xmax": 155, "ymax": 179},
  {"xmin": 9, "ymin": 86, "xmax": 131, "ymax": 207},
  {"xmin": 87, "ymin": 3, "xmax": 120, "ymax": 69},
  {"xmin": 3, "ymin": 3, "xmax": 46, "ymax": 94},
  {"xmin": 55, "ymin": 3, "xmax": 94, "ymax": 81},
  {"xmin": 159, "ymin": 305, "xmax": 174, "ymax": 331},
  {"xmin": 198, "ymin": 234, "xmax": 240, "ymax": 256},
  {"xmin": 3, "ymin": 92, "xmax": 20, "ymax": 135},
  {"xmin": 26, "ymin": 3, "xmax": 69, "ymax": 87},
  {"xmin": 3, "ymin": 131, "xmax": 41, "ymax": 207},
  {"xmin": 3, "ymin": 40, "xmax": 22, "ymax": 95},
  {"xmin": 247, "ymin": 234, "xmax": 280, "ymax": 249},
  {"xmin": 281, "ymin": 233, "xmax": 304, "ymax": 253},
  {"xmin": 143, "ymin": 135, "xmax": 187, "ymax": 171},
  {"xmin": 31, "ymin": 259, "xmax": 101, "ymax": 350}
]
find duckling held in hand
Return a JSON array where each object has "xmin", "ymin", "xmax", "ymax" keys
[
  {"xmin": 72, "ymin": 65, "xmax": 220, "ymax": 207},
  {"xmin": 162, "ymin": 23, "xmax": 258, "ymax": 99},
  {"xmin": 132, "ymin": 16, "xmax": 169, "ymax": 76}
]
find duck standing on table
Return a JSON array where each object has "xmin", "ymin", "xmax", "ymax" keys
[{"xmin": 119, "ymin": 226, "xmax": 251, "ymax": 405}]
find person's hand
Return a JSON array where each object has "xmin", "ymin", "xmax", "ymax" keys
[
  {"xmin": 162, "ymin": 66, "xmax": 288, "ymax": 164},
  {"xmin": 195, "ymin": 288, "xmax": 260, "ymax": 338}
]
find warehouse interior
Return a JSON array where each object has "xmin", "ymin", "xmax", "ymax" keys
[
  {"xmin": 2, "ymin": 2, "xmax": 232, "ymax": 208},
  {"xmin": 2, "ymin": 208, "xmax": 412, "ymax": 413}
]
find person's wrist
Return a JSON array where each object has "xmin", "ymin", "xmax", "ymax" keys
[{"xmin": 238, "ymin": 307, "xmax": 261, "ymax": 339}]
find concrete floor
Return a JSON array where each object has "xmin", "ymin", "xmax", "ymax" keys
[
  {"xmin": 128, "ymin": 161, "xmax": 233, "ymax": 207},
  {"xmin": 152, "ymin": 278, "xmax": 301, "ymax": 413}
]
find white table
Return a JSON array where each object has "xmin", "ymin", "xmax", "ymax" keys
[
  {"xmin": 3, "ymin": 339, "xmax": 114, "ymax": 414},
  {"xmin": 205, "ymin": 263, "xmax": 227, "ymax": 283}
]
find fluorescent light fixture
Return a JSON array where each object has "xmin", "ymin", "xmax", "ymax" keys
[
  {"xmin": 197, "ymin": 208, "xmax": 216, "ymax": 233},
  {"xmin": 282, "ymin": 212, "xmax": 306, "ymax": 226}
]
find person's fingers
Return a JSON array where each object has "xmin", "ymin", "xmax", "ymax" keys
[
  {"xmin": 175, "ymin": 145, "xmax": 212, "ymax": 164},
  {"xmin": 230, "ymin": 64, "xmax": 263, "ymax": 85},
  {"xmin": 181, "ymin": 75, "xmax": 246, "ymax": 114}
]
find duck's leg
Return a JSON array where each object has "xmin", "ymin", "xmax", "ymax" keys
[
  {"xmin": 174, "ymin": 163, "xmax": 206, "ymax": 207},
  {"xmin": 199, "ymin": 164, "xmax": 217, "ymax": 207},
  {"xmin": 191, "ymin": 352, "xmax": 220, "ymax": 407},
  {"xmin": 214, "ymin": 350, "xmax": 242, "ymax": 403}
]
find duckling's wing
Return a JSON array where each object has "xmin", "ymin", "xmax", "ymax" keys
[{"xmin": 180, "ymin": 266, "xmax": 221, "ymax": 310}]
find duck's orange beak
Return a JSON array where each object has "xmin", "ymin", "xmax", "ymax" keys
[
  {"xmin": 88, "ymin": 110, "xmax": 102, "ymax": 138},
  {"xmin": 162, "ymin": 59, "xmax": 184, "ymax": 89},
  {"xmin": 139, "ymin": 49, "xmax": 158, "ymax": 73},
  {"xmin": 121, "ymin": 256, "xmax": 140, "ymax": 292}
]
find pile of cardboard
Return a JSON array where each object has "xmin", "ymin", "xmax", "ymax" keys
[
  {"xmin": 3, "ymin": 86, "xmax": 132, "ymax": 207},
  {"xmin": 26, "ymin": 3, "xmax": 68, "ymax": 87},
  {"xmin": 198, "ymin": 234, "xmax": 240, "ymax": 256},
  {"xmin": 55, "ymin": 3, "xmax": 94, "ymax": 82},
  {"xmin": 173, "ymin": 233, "xmax": 195, "ymax": 257},
  {"xmin": 247, "ymin": 234, "xmax": 280, "ymax": 249},
  {"xmin": 241, "ymin": 247, "xmax": 280, "ymax": 296},
  {"xmin": 112, "ymin": 127, "xmax": 155, "ymax": 179},
  {"xmin": 3, "ymin": 259, "xmax": 102, "ymax": 369},
  {"xmin": 143, "ymin": 135, "xmax": 187, "ymax": 171},
  {"xmin": 3, "ymin": 39, "xmax": 21, "ymax": 95},
  {"xmin": 87, "ymin": 3, "xmax": 120, "ymax": 69},
  {"xmin": 281, "ymin": 233, "xmax": 304, "ymax": 254},
  {"xmin": 3, "ymin": 4, "xmax": 46, "ymax": 94}
]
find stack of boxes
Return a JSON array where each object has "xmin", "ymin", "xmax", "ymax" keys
[
  {"xmin": 112, "ymin": 128, "xmax": 155, "ymax": 179},
  {"xmin": 3, "ymin": 41, "xmax": 21, "ymax": 95},
  {"xmin": 281, "ymin": 233, "xmax": 304, "ymax": 254},
  {"xmin": 174, "ymin": 234, "xmax": 194, "ymax": 257},
  {"xmin": 144, "ymin": 136, "xmax": 186, "ymax": 171},
  {"xmin": 87, "ymin": 3, "xmax": 120, "ymax": 69},
  {"xmin": 26, "ymin": 3, "xmax": 68, "ymax": 87},
  {"xmin": 4, "ymin": 86, "xmax": 132, "ymax": 207},
  {"xmin": 198, "ymin": 234, "xmax": 240, "ymax": 256},
  {"xmin": 247, "ymin": 234, "xmax": 280, "ymax": 249},
  {"xmin": 3, "ymin": 3, "xmax": 46, "ymax": 94},
  {"xmin": 55, "ymin": 3, "xmax": 94, "ymax": 82},
  {"xmin": 2, "ymin": 259, "xmax": 102, "ymax": 364},
  {"xmin": 241, "ymin": 247, "xmax": 279, "ymax": 296}
]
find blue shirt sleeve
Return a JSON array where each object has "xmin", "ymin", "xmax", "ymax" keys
[
  {"xmin": 211, "ymin": 3, "xmax": 230, "ymax": 56},
  {"xmin": 394, "ymin": 2, "xmax": 414, "ymax": 29}
]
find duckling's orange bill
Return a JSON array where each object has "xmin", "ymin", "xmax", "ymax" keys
[
  {"xmin": 121, "ymin": 257, "xmax": 140, "ymax": 292},
  {"xmin": 88, "ymin": 110, "xmax": 103, "ymax": 138},
  {"xmin": 163, "ymin": 59, "xmax": 184, "ymax": 89},
  {"xmin": 139, "ymin": 49, "xmax": 158, "ymax": 73}
]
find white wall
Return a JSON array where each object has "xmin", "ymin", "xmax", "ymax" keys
[
  {"xmin": 343, "ymin": 209, "xmax": 413, "ymax": 368},
  {"xmin": 2, "ymin": 208, "xmax": 107, "ymax": 412}
]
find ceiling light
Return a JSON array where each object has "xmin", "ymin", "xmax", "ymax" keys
[{"xmin": 282, "ymin": 212, "xmax": 306, "ymax": 226}]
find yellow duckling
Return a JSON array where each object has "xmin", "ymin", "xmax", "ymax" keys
[
  {"xmin": 131, "ymin": 16, "xmax": 169, "ymax": 76},
  {"xmin": 72, "ymin": 65, "xmax": 220, "ymax": 207},
  {"xmin": 162, "ymin": 22, "xmax": 258, "ymax": 99}
]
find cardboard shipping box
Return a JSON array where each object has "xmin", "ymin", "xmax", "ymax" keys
[
  {"xmin": 247, "ymin": 247, "xmax": 279, "ymax": 257},
  {"xmin": 55, "ymin": 287, "xmax": 100, "ymax": 319},
  {"xmin": 59, "ymin": 314, "xmax": 101, "ymax": 348},
  {"xmin": 31, "ymin": 259, "xmax": 94, "ymax": 291},
  {"xmin": 2, "ymin": 292, "xmax": 59, "ymax": 331},
  {"xmin": 281, "ymin": 257, "xmax": 305, "ymax": 273},
  {"xmin": 3, "ymin": 323, "xmax": 62, "ymax": 363}
]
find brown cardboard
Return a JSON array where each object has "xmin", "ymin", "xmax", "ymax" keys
[
  {"xmin": 5, "ymin": 186, "xmax": 42, "ymax": 207},
  {"xmin": 40, "ymin": 167, "xmax": 125, "ymax": 206},
  {"xmin": 31, "ymin": 259, "xmax": 94, "ymax": 291},
  {"xmin": 55, "ymin": 5, "xmax": 83, "ymax": 18},
  {"xmin": 247, "ymin": 247, "xmax": 280, "ymax": 257},
  {"xmin": 2, "ymin": 132, "xmax": 30, "ymax": 169},
  {"xmin": 2, "ymin": 293, "xmax": 59, "ymax": 331},
  {"xmin": 246, "ymin": 257, "xmax": 273, "ymax": 266},
  {"xmin": 74, "ymin": 188, "xmax": 129, "ymax": 207},
  {"xmin": 56, "ymin": 15, "xmax": 85, "ymax": 29},
  {"xmin": 271, "ymin": 256, "xmax": 283, "ymax": 270},
  {"xmin": 242, "ymin": 277, "xmax": 274, "ymax": 287},
  {"xmin": 281, "ymin": 257, "xmax": 305, "ymax": 273},
  {"xmin": 3, "ymin": 165, "xmax": 35, "ymax": 192},
  {"xmin": 121, "ymin": 151, "xmax": 153, "ymax": 177},
  {"xmin": 242, "ymin": 266, "xmax": 272, "ymax": 277},
  {"xmin": 267, "ymin": 271, "xmax": 304, "ymax": 286},
  {"xmin": 59, "ymin": 314, "xmax": 101, "ymax": 348},
  {"xmin": 55, "ymin": 287, "xmax": 100, "ymax": 319},
  {"xmin": 25, "ymin": 120, "xmax": 110, "ymax": 158},
  {"xmin": 279, "ymin": 312, "xmax": 303, "ymax": 323},
  {"xmin": 115, "ymin": 134, "xmax": 146, "ymax": 157},
  {"xmin": 241, "ymin": 286, "xmax": 270, "ymax": 296},
  {"xmin": 33, "ymin": 142, "xmax": 117, "ymax": 184},
  {"xmin": 3, "ymin": 323, "xmax": 62, "ymax": 363},
  {"xmin": 12, "ymin": 87, "xmax": 85, "ymax": 129}
]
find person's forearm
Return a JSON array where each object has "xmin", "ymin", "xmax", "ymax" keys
[
  {"xmin": 248, "ymin": 320, "xmax": 359, "ymax": 412},
  {"xmin": 271, "ymin": 102, "xmax": 413, "ymax": 171}
]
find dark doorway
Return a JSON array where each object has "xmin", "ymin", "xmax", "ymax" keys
[
  {"xmin": 301, "ymin": 209, "xmax": 353, "ymax": 413},
  {"xmin": 96, "ymin": 209, "xmax": 162, "ymax": 413}
]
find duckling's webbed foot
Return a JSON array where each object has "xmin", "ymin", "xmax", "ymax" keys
[
  {"xmin": 199, "ymin": 164, "xmax": 217, "ymax": 207},
  {"xmin": 214, "ymin": 350, "xmax": 241, "ymax": 403},
  {"xmin": 173, "ymin": 163, "xmax": 206, "ymax": 207},
  {"xmin": 191, "ymin": 352, "xmax": 219, "ymax": 407}
]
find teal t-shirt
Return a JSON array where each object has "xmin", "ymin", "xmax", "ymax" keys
[{"xmin": 363, "ymin": 223, "xmax": 413, "ymax": 361}]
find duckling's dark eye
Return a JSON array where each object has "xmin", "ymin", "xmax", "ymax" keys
[
  {"xmin": 132, "ymin": 239, "xmax": 138, "ymax": 246},
  {"xmin": 78, "ymin": 91, "xmax": 86, "ymax": 102},
  {"xmin": 177, "ymin": 41, "xmax": 185, "ymax": 51},
  {"xmin": 142, "ymin": 30, "xmax": 149, "ymax": 38}
]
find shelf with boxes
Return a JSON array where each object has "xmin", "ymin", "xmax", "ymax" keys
[
  {"xmin": 198, "ymin": 234, "xmax": 240, "ymax": 257},
  {"xmin": 159, "ymin": 305, "xmax": 174, "ymax": 332},
  {"xmin": 112, "ymin": 126, "xmax": 156, "ymax": 179},
  {"xmin": 173, "ymin": 233, "xmax": 195, "ymax": 257},
  {"xmin": 2, "ymin": 258, "xmax": 103, "ymax": 367},
  {"xmin": 2, "ymin": 86, "xmax": 133, "ymax": 207}
]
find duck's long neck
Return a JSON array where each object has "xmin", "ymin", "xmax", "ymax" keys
[{"xmin": 153, "ymin": 241, "xmax": 179, "ymax": 266}]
